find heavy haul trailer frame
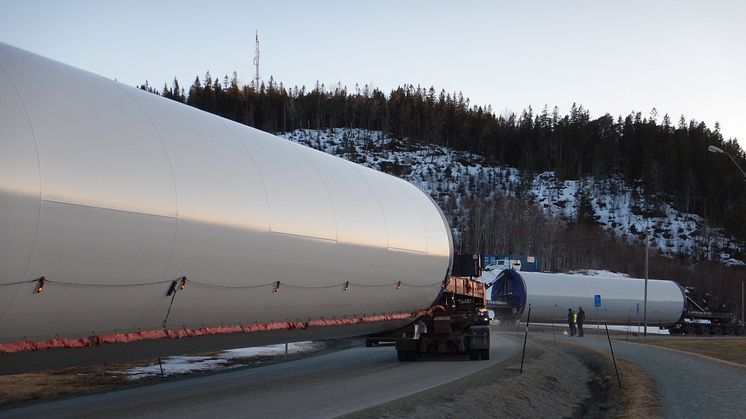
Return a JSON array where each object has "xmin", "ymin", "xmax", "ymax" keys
[
  {"xmin": 668, "ymin": 295, "xmax": 746, "ymax": 336},
  {"xmin": 394, "ymin": 276, "xmax": 490, "ymax": 361}
]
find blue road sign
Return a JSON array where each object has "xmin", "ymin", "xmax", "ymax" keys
[{"xmin": 594, "ymin": 294, "xmax": 601, "ymax": 307}]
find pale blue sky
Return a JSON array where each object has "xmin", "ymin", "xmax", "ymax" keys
[{"xmin": 2, "ymin": 0, "xmax": 745, "ymax": 142}]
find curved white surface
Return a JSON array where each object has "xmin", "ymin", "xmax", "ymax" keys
[
  {"xmin": 518, "ymin": 272, "xmax": 686, "ymax": 327},
  {"xmin": 0, "ymin": 42, "xmax": 452, "ymax": 344}
]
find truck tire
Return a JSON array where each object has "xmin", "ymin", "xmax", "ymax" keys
[
  {"xmin": 397, "ymin": 350, "xmax": 408, "ymax": 362},
  {"xmin": 468, "ymin": 350, "xmax": 480, "ymax": 361},
  {"xmin": 480, "ymin": 349, "xmax": 490, "ymax": 360}
]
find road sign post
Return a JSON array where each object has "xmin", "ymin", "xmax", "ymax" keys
[{"xmin": 595, "ymin": 294, "xmax": 601, "ymax": 333}]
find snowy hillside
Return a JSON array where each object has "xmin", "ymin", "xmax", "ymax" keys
[{"xmin": 281, "ymin": 128, "xmax": 743, "ymax": 266}]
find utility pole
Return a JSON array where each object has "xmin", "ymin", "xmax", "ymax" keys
[
  {"xmin": 642, "ymin": 226, "xmax": 650, "ymax": 336},
  {"xmin": 253, "ymin": 30, "xmax": 260, "ymax": 90},
  {"xmin": 708, "ymin": 146, "xmax": 746, "ymax": 326}
]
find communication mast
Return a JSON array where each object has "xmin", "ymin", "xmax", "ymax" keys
[{"xmin": 253, "ymin": 30, "xmax": 260, "ymax": 90}]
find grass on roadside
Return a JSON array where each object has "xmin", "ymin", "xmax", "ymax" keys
[
  {"xmin": 0, "ymin": 365, "xmax": 129, "ymax": 406},
  {"xmin": 631, "ymin": 337, "xmax": 746, "ymax": 366},
  {"xmin": 613, "ymin": 358, "xmax": 662, "ymax": 419}
]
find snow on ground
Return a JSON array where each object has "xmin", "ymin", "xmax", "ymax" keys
[
  {"xmin": 126, "ymin": 341, "xmax": 319, "ymax": 380},
  {"xmin": 554, "ymin": 323, "xmax": 670, "ymax": 336},
  {"xmin": 219, "ymin": 342, "xmax": 319, "ymax": 359},
  {"xmin": 482, "ymin": 267, "xmax": 630, "ymax": 279},
  {"xmin": 127, "ymin": 357, "xmax": 230, "ymax": 380},
  {"xmin": 567, "ymin": 270, "xmax": 630, "ymax": 278},
  {"xmin": 604, "ymin": 324, "xmax": 670, "ymax": 335},
  {"xmin": 529, "ymin": 323, "xmax": 670, "ymax": 335},
  {"xmin": 281, "ymin": 128, "xmax": 744, "ymax": 266},
  {"xmin": 531, "ymin": 171, "xmax": 742, "ymax": 264}
]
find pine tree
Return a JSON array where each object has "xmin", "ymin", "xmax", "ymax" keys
[{"xmin": 575, "ymin": 189, "xmax": 598, "ymax": 226}]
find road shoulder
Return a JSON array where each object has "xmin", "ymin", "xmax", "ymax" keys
[{"xmin": 343, "ymin": 336, "xmax": 661, "ymax": 418}]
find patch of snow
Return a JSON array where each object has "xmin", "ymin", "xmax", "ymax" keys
[
  {"xmin": 532, "ymin": 322, "xmax": 670, "ymax": 335},
  {"xmin": 127, "ymin": 357, "xmax": 231, "ymax": 380},
  {"xmin": 220, "ymin": 341, "xmax": 320, "ymax": 359},
  {"xmin": 604, "ymin": 324, "xmax": 670, "ymax": 335},
  {"xmin": 568, "ymin": 270, "xmax": 630, "ymax": 278},
  {"xmin": 125, "ymin": 341, "xmax": 318, "ymax": 380}
]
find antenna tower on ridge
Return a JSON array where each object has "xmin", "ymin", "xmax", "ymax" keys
[{"xmin": 253, "ymin": 30, "xmax": 260, "ymax": 90}]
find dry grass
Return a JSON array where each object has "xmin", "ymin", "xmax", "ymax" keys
[
  {"xmin": 564, "ymin": 343, "xmax": 662, "ymax": 419},
  {"xmin": 0, "ymin": 365, "xmax": 129, "ymax": 405},
  {"xmin": 613, "ymin": 358, "xmax": 662, "ymax": 419},
  {"xmin": 0, "ymin": 353, "xmax": 265, "ymax": 406},
  {"xmin": 631, "ymin": 337, "xmax": 746, "ymax": 366}
]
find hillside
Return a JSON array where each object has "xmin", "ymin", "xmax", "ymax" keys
[{"xmin": 281, "ymin": 128, "xmax": 744, "ymax": 268}]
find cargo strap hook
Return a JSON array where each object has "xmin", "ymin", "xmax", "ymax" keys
[{"xmin": 162, "ymin": 276, "xmax": 187, "ymax": 328}]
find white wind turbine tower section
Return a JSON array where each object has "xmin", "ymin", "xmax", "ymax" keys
[{"xmin": 0, "ymin": 42, "xmax": 453, "ymax": 372}]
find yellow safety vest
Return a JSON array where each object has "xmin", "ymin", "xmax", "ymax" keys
[{"xmin": 573, "ymin": 313, "xmax": 577, "ymax": 323}]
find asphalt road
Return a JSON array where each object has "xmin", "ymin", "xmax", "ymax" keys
[
  {"xmin": 1, "ymin": 335, "xmax": 521, "ymax": 418},
  {"xmin": 553, "ymin": 334, "xmax": 746, "ymax": 418}
]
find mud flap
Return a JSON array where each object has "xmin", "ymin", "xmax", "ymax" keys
[{"xmin": 467, "ymin": 325, "xmax": 490, "ymax": 350}]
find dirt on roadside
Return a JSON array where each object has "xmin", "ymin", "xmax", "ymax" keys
[{"xmin": 343, "ymin": 338, "xmax": 661, "ymax": 419}]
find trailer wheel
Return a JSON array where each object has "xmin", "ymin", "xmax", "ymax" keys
[
  {"xmin": 480, "ymin": 349, "xmax": 490, "ymax": 360},
  {"xmin": 468, "ymin": 350, "xmax": 480, "ymax": 361},
  {"xmin": 397, "ymin": 350, "xmax": 408, "ymax": 362}
]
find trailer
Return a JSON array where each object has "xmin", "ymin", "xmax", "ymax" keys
[
  {"xmin": 668, "ymin": 294, "xmax": 745, "ymax": 336},
  {"xmin": 392, "ymin": 276, "xmax": 490, "ymax": 361}
]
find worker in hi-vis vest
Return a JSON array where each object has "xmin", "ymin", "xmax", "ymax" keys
[{"xmin": 568, "ymin": 308, "xmax": 576, "ymax": 336}]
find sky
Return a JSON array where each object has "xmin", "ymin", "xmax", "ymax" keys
[{"xmin": 2, "ymin": 0, "xmax": 745, "ymax": 143}]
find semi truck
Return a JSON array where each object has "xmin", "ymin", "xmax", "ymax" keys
[{"xmin": 394, "ymin": 276, "xmax": 490, "ymax": 361}]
